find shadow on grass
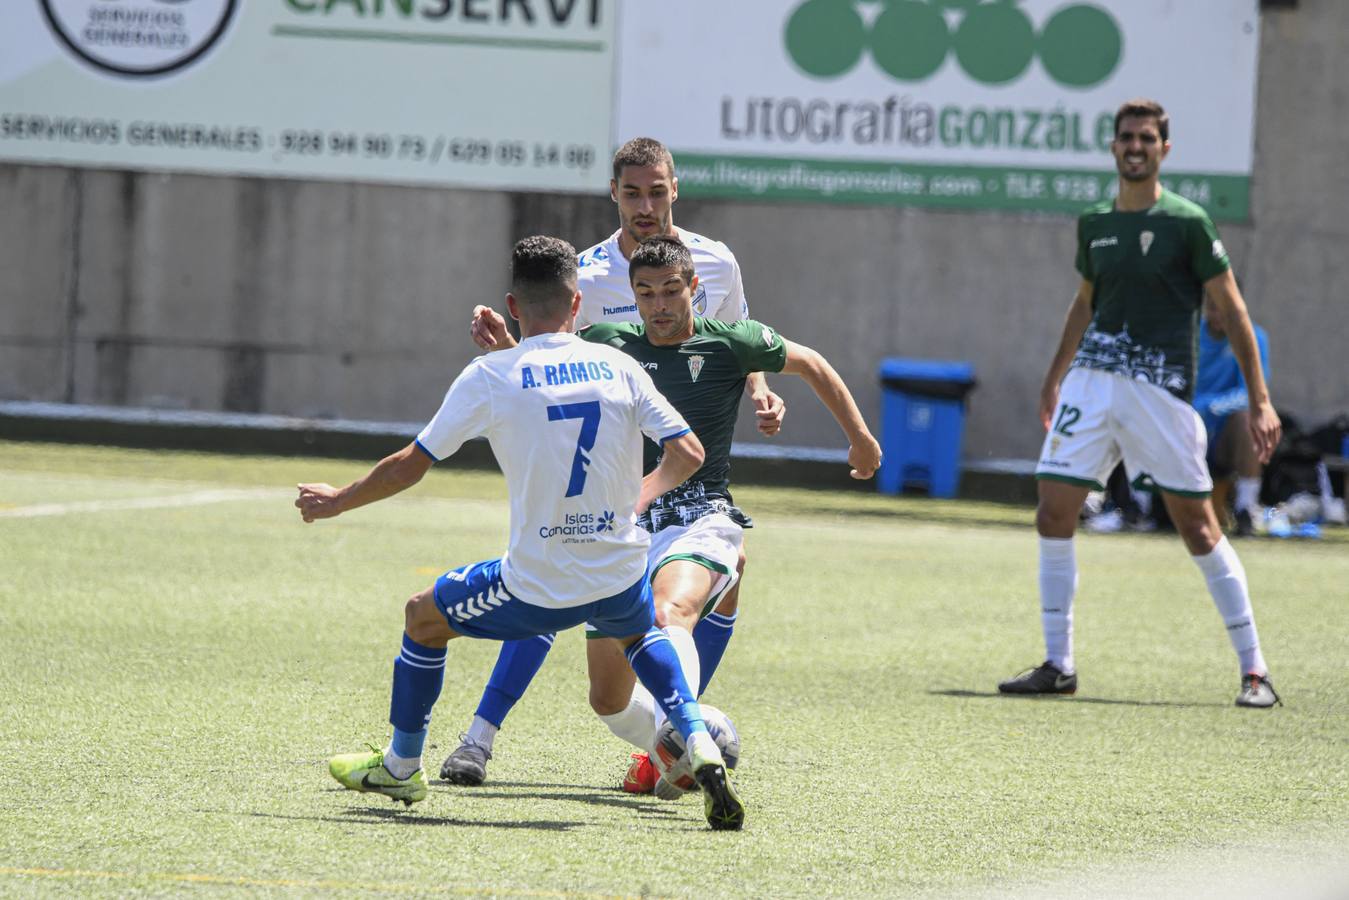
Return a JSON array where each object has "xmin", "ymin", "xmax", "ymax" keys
[
  {"xmin": 231, "ymin": 807, "xmax": 585, "ymax": 831},
  {"xmin": 929, "ymin": 688, "xmax": 1230, "ymax": 709},
  {"xmin": 755, "ymin": 500, "xmax": 1034, "ymax": 533},
  {"xmin": 436, "ymin": 783, "xmax": 679, "ymax": 816}
]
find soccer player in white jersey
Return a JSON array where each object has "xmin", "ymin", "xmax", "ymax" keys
[
  {"xmin": 574, "ymin": 137, "xmax": 784, "ymax": 435},
  {"xmin": 999, "ymin": 99, "xmax": 1282, "ymax": 708},
  {"xmin": 439, "ymin": 139, "xmax": 783, "ymax": 785},
  {"xmin": 575, "ymin": 139, "xmax": 749, "ymax": 327},
  {"xmin": 298, "ymin": 236, "xmax": 745, "ymax": 829}
]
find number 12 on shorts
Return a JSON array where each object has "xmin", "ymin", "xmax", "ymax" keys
[
  {"xmin": 547, "ymin": 401, "xmax": 601, "ymax": 497},
  {"xmin": 1053, "ymin": 404, "xmax": 1081, "ymax": 436}
]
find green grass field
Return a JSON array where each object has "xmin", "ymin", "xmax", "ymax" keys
[{"xmin": 4, "ymin": 440, "xmax": 1347, "ymax": 898}]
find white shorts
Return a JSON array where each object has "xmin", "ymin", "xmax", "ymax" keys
[
  {"xmin": 648, "ymin": 513, "xmax": 744, "ymax": 617},
  {"xmin": 584, "ymin": 513, "xmax": 743, "ymax": 634},
  {"xmin": 1035, "ymin": 367, "xmax": 1212, "ymax": 496}
]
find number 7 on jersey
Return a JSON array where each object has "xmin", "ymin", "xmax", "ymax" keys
[{"xmin": 547, "ymin": 401, "xmax": 602, "ymax": 497}]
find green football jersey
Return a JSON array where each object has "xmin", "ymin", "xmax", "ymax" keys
[
  {"xmin": 581, "ymin": 317, "xmax": 787, "ymax": 499},
  {"xmin": 1072, "ymin": 190, "xmax": 1230, "ymax": 401}
]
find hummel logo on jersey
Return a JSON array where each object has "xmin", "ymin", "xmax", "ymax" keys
[
  {"xmin": 1139, "ymin": 230, "xmax": 1154, "ymax": 256},
  {"xmin": 687, "ymin": 354, "xmax": 706, "ymax": 382},
  {"xmin": 579, "ymin": 247, "xmax": 608, "ymax": 266},
  {"xmin": 1089, "ymin": 236, "xmax": 1118, "ymax": 249},
  {"xmin": 450, "ymin": 582, "xmax": 510, "ymax": 621},
  {"xmin": 760, "ymin": 325, "xmax": 775, "ymax": 346},
  {"xmin": 1212, "ymin": 239, "xmax": 1226, "ymax": 260}
]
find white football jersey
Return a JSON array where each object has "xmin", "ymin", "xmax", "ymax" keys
[
  {"xmin": 416, "ymin": 333, "xmax": 690, "ymax": 608},
  {"xmin": 574, "ymin": 226, "xmax": 749, "ymax": 328}
]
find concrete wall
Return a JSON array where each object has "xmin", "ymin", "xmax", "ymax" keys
[
  {"xmin": 2, "ymin": 1, "xmax": 1344, "ymax": 462},
  {"xmin": 1, "ymin": 169, "xmax": 512, "ymax": 424}
]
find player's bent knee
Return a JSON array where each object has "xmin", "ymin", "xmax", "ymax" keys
[
  {"xmin": 1035, "ymin": 503, "xmax": 1077, "ymax": 538},
  {"xmin": 654, "ymin": 596, "xmax": 701, "ymax": 631},
  {"xmin": 1165, "ymin": 497, "xmax": 1222, "ymax": 555},
  {"xmin": 403, "ymin": 589, "xmax": 454, "ymax": 647},
  {"xmin": 1178, "ymin": 520, "xmax": 1221, "ymax": 555},
  {"xmin": 714, "ymin": 582, "xmax": 740, "ymax": 616},
  {"xmin": 1036, "ymin": 480, "xmax": 1086, "ymax": 537}
]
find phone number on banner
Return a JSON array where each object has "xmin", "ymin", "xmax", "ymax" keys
[
  {"xmin": 0, "ymin": 115, "xmax": 597, "ymax": 171},
  {"xmin": 277, "ymin": 131, "xmax": 597, "ymax": 169}
]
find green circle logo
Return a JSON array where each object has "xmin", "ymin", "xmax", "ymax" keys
[
  {"xmin": 784, "ymin": 0, "xmax": 868, "ymax": 78},
  {"xmin": 953, "ymin": 2, "xmax": 1035, "ymax": 85},
  {"xmin": 869, "ymin": 2, "xmax": 949, "ymax": 81},
  {"xmin": 784, "ymin": 0, "xmax": 1124, "ymax": 88},
  {"xmin": 1038, "ymin": 4, "xmax": 1122, "ymax": 87}
]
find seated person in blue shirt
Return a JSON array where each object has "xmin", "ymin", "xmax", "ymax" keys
[{"xmin": 1195, "ymin": 291, "xmax": 1271, "ymax": 535}]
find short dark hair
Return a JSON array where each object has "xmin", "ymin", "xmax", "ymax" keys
[
  {"xmin": 612, "ymin": 136, "xmax": 675, "ymax": 183},
  {"xmin": 628, "ymin": 235, "xmax": 695, "ymax": 286},
  {"xmin": 511, "ymin": 235, "xmax": 577, "ymax": 312},
  {"xmin": 1114, "ymin": 98, "xmax": 1169, "ymax": 142}
]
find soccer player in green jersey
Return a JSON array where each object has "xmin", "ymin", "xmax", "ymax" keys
[
  {"xmin": 441, "ymin": 139, "xmax": 784, "ymax": 788},
  {"xmin": 450, "ymin": 235, "xmax": 882, "ymax": 793},
  {"xmin": 999, "ymin": 99, "xmax": 1283, "ymax": 707}
]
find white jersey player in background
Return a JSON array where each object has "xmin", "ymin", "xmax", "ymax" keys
[
  {"xmin": 300, "ymin": 236, "xmax": 745, "ymax": 830},
  {"xmin": 570, "ymin": 137, "xmax": 784, "ymax": 433}
]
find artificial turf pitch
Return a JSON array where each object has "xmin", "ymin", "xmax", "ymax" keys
[{"xmin": 3, "ymin": 441, "xmax": 1347, "ymax": 898}]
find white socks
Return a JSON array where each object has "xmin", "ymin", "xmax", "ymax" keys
[
  {"xmin": 664, "ymin": 625, "xmax": 701, "ymax": 702},
  {"xmin": 1235, "ymin": 477, "xmax": 1261, "ymax": 513},
  {"xmin": 1039, "ymin": 536, "xmax": 1078, "ymax": 674},
  {"xmin": 1192, "ymin": 536, "xmax": 1267, "ymax": 675},
  {"xmin": 1037, "ymin": 534, "xmax": 1267, "ymax": 678},
  {"xmin": 382, "ymin": 747, "xmax": 420, "ymax": 780},
  {"xmin": 466, "ymin": 715, "xmax": 498, "ymax": 752},
  {"xmin": 599, "ymin": 686, "xmax": 661, "ymax": 751}
]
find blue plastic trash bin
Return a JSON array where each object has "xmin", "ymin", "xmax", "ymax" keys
[{"xmin": 877, "ymin": 358, "xmax": 977, "ymax": 498}]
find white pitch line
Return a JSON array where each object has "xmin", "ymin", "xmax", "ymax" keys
[{"xmin": 0, "ymin": 488, "xmax": 287, "ymax": 519}]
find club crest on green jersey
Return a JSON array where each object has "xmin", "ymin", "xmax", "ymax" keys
[{"xmin": 687, "ymin": 354, "xmax": 706, "ymax": 382}]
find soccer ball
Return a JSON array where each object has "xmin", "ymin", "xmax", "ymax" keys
[{"xmin": 652, "ymin": 705, "xmax": 740, "ymax": 793}]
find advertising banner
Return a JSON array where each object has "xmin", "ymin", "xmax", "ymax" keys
[
  {"xmin": 0, "ymin": 0, "xmax": 615, "ymax": 192},
  {"xmin": 616, "ymin": 0, "xmax": 1260, "ymax": 220}
]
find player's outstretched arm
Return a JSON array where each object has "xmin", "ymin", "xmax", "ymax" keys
[
  {"xmin": 1203, "ymin": 270, "xmax": 1281, "ymax": 463},
  {"xmin": 469, "ymin": 305, "xmax": 518, "ymax": 352},
  {"xmin": 637, "ymin": 431, "xmax": 705, "ymax": 514},
  {"xmin": 778, "ymin": 340, "xmax": 882, "ymax": 480},
  {"xmin": 296, "ymin": 442, "xmax": 434, "ymax": 522},
  {"xmin": 1039, "ymin": 279, "xmax": 1094, "ymax": 431}
]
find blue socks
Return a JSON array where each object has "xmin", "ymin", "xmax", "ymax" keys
[
  {"xmin": 474, "ymin": 634, "xmax": 554, "ymax": 728},
  {"xmin": 692, "ymin": 611, "xmax": 737, "ymax": 696},
  {"xmin": 388, "ymin": 633, "xmax": 447, "ymax": 762},
  {"xmin": 625, "ymin": 628, "xmax": 707, "ymax": 741}
]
